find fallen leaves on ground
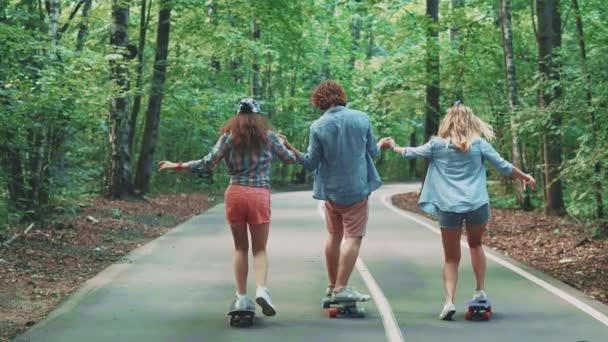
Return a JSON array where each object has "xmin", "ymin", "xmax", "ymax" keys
[{"xmin": 0, "ymin": 192, "xmax": 215, "ymax": 341}]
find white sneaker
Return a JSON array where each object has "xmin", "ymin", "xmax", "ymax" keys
[
  {"xmin": 332, "ymin": 287, "xmax": 371, "ymax": 302},
  {"xmin": 473, "ymin": 289, "xmax": 488, "ymax": 301},
  {"xmin": 234, "ymin": 296, "xmax": 250, "ymax": 310},
  {"xmin": 439, "ymin": 302, "xmax": 456, "ymax": 320},
  {"xmin": 255, "ymin": 287, "xmax": 277, "ymax": 316},
  {"xmin": 325, "ymin": 285, "xmax": 335, "ymax": 297}
]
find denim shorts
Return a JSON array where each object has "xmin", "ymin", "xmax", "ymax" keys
[{"xmin": 438, "ymin": 204, "xmax": 490, "ymax": 229}]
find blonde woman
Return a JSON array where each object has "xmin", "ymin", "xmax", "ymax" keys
[{"xmin": 388, "ymin": 103, "xmax": 535, "ymax": 320}]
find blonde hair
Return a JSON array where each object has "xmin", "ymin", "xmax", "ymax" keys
[{"xmin": 437, "ymin": 104, "xmax": 495, "ymax": 152}]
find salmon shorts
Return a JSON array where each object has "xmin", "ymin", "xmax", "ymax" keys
[
  {"xmin": 324, "ymin": 198, "xmax": 369, "ymax": 237},
  {"xmin": 224, "ymin": 184, "xmax": 271, "ymax": 225}
]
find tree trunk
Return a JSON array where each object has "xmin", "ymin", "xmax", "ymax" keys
[
  {"xmin": 571, "ymin": 0, "xmax": 604, "ymax": 230},
  {"xmin": 49, "ymin": 0, "xmax": 60, "ymax": 56},
  {"xmin": 28, "ymin": 0, "xmax": 60, "ymax": 212},
  {"xmin": 76, "ymin": 0, "xmax": 93, "ymax": 51},
  {"xmin": 321, "ymin": 0, "xmax": 336, "ymax": 80},
  {"xmin": 208, "ymin": 1, "xmax": 221, "ymax": 71},
  {"xmin": 0, "ymin": 1, "xmax": 7, "ymax": 22},
  {"xmin": 409, "ymin": 132, "xmax": 417, "ymax": 178},
  {"xmin": 537, "ymin": 0, "xmax": 565, "ymax": 216},
  {"xmin": 134, "ymin": 0, "xmax": 172, "ymax": 194},
  {"xmin": 130, "ymin": 0, "xmax": 152, "ymax": 153},
  {"xmin": 425, "ymin": 0, "xmax": 440, "ymax": 141},
  {"xmin": 450, "ymin": 0, "xmax": 464, "ymax": 101},
  {"xmin": 1, "ymin": 134, "xmax": 26, "ymax": 209},
  {"xmin": 500, "ymin": 0, "xmax": 532, "ymax": 210},
  {"xmin": 252, "ymin": 17, "xmax": 261, "ymax": 98},
  {"xmin": 264, "ymin": 54, "xmax": 274, "ymax": 117},
  {"xmin": 350, "ymin": 12, "xmax": 361, "ymax": 71},
  {"xmin": 424, "ymin": 0, "xmax": 440, "ymax": 180},
  {"xmin": 106, "ymin": 0, "xmax": 133, "ymax": 199}
]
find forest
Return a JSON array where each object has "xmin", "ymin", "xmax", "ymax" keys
[{"xmin": 1, "ymin": 0, "xmax": 607, "ymax": 237}]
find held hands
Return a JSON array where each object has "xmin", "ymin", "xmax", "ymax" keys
[
  {"xmin": 379, "ymin": 137, "xmax": 405, "ymax": 154},
  {"xmin": 277, "ymin": 133, "xmax": 300, "ymax": 160},
  {"xmin": 277, "ymin": 134, "xmax": 289, "ymax": 145},
  {"xmin": 277, "ymin": 133, "xmax": 294, "ymax": 150},
  {"xmin": 378, "ymin": 137, "xmax": 395, "ymax": 151}
]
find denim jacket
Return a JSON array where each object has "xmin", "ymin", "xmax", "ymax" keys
[
  {"xmin": 299, "ymin": 106, "xmax": 382, "ymax": 205},
  {"xmin": 403, "ymin": 137, "xmax": 513, "ymax": 216}
]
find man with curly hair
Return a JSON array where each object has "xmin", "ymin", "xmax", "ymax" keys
[{"xmin": 283, "ymin": 80, "xmax": 392, "ymax": 301}]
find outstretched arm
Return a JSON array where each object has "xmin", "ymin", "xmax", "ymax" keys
[
  {"xmin": 480, "ymin": 139, "xmax": 535, "ymax": 189},
  {"xmin": 391, "ymin": 140, "xmax": 433, "ymax": 159},
  {"xmin": 159, "ymin": 134, "xmax": 230, "ymax": 172}
]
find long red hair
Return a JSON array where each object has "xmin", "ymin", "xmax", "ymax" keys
[{"xmin": 219, "ymin": 113, "xmax": 273, "ymax": 153}]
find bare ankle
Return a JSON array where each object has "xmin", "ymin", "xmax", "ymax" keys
[{"xmin": 333, "ymin": 285, "xmax": 346, "ymax": 292}]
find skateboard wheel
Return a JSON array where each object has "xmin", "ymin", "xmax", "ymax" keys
[
  {"xmin": 356, "ymin": 307, "xmax": 366, "ymax": 317},
  {"xmin": 484, "ymin": 312, "xmax": 491, "ymax": 320},
  {"xmin": 465, "ymin": 311, "xmax": 472, "ymax": 320},
  {"xmin": 487, "ymin": 306, "xmax": 492, "ymax": 313},
  {"xmin": 328, "ymin": 307, "xmax": 338, "ymax": 318}
]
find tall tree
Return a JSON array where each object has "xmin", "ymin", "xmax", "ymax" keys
[
  {"xmin": 130, "ymin": 0, "xmax": 153, "ymax": 152},
  {"xmin": 499, "ymin": 0, "xmax": 532, "ymax": 210},
  {"xmin": 425, "ymin": 0, "xmax": 440, "ymax": 143},
  {"xmin": 106, "ymin": 0, "xmax": 133, "ymax": 199},
  {"xmin": 321, "ymin": 0, "xmax": 336, "ymax": 80},
  {"xmin": 252, "ymin": 16, "xmax": 261, "ymax": 98},
  {"xmin": 450, "ymin": 0, "xmax": 464, "ymax": 101},
  {"xmin": 571, "ymin": 0, "xmax": 604, "ymax": 229},
  {"xmin": 350, "ymin": 11, "xmax": 361, "ymax": 71},
  {"xmin": 28, "ymin": 0, "xmax": 61, "ymax": 210},
  {"xmin": 536, "ymin": 0, "xmax": 565, "ymax": 216},
  {"xmin": 134, "ymin": 0, "xmax": 172, "ymax": 194},
  {"xmin": 76, "ymin": 0, "xmax": 93, "ymax": 52}
]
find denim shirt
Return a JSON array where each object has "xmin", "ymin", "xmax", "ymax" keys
[
  {"xmin": 299, "ymin": 106, "xmax": 382, "ymax": 205},
  {"xmin": 403, "ymin": 137, "xmax": 513, "ymax": 216}
]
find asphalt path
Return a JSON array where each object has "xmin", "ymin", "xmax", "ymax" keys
[{"xmin": 15, "ymin": 184, "xmax": 608, "ymax": 342}]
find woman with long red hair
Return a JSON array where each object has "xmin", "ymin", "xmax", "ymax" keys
[{"xmin": 159, "ymin": 98, "xmax": 296, "ymax": 317}]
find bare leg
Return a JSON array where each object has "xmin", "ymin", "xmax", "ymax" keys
[
  {"xmin": 325, "ymin": 232, "xmax": 342, "ymax": 287},
  {"xmin": 335, "ymin": 236, "xmax": 362, "ymax": 289},
  {"xmin": 441, "ymin": 228, "xmax": 462, "ymax": 304},
  {"xmin": 229, "ymin": 222, "xmax": 249, "ymax": 294},
  {"xmin": 249, "ymin": 223, "xmax": 270, "ymax": 288},
  {"xmin": 466, "ymin": 223, "xmax": 487, "ymax": 291}
]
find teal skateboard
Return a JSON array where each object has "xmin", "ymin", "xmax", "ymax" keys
[
  {"xmin": 228, "ymin": 299, "xmax": 256, "ymax": 327},
  {"xmin": 465, "ymin": 299, "xmax": 492, "ymax": 321},
  {"xmin": 322, "ymin": 297, "xmax": 366, "ymax": 318}
]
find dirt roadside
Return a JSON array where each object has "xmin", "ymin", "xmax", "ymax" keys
[{"xmin": 0, "ymin": 193, "xmax": 216, "ymax": 342}]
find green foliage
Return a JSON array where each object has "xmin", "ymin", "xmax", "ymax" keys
[{"xmin": 1, "ymin": 0, "xmax": 608, "ymax": 232}]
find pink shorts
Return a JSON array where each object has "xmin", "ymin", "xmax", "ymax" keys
[
  {"xmin": 224, "ymin": 184, "xmax": 271, "ymax": 225},
  {"xmin": 325, "ymin": 198, "xmax": 369, "ymax": 237}
]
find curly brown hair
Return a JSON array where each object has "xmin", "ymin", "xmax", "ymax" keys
[
  {"xmin": 311, "ymin": 80, "xmax": 347, "ymax": 111},
  {"xmin": 219, "ymin": 112, "xmax": 273, "ymax": 153}
]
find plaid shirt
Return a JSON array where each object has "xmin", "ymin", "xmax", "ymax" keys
[{"xmin": 190, "ymin": 132, "xmax": 296, "ymax": 188}]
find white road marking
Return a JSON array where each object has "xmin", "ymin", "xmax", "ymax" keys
[
  {"xmin": 381, "ymin": 193, "xmax": 608, "ymax": 328},
  {"xmin": 316, "ymin": 201, "xmax": 405, "ymax": 342}
]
